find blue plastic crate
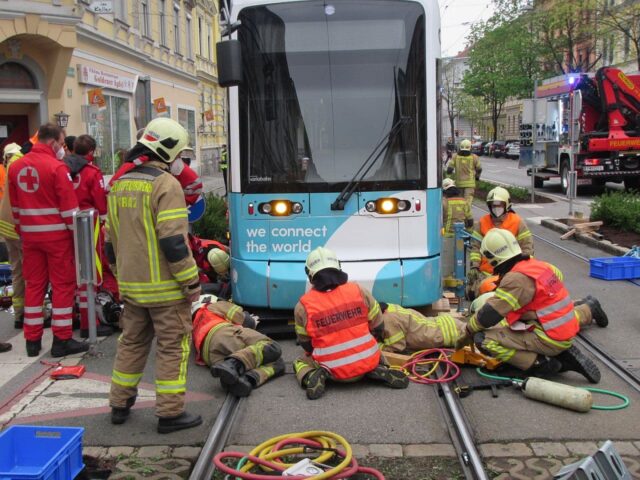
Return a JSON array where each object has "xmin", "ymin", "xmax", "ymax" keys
[
  {"xmin": 589, "ymin": 256, "xmax": 640, "ymax": 280},
  {"xmin": 0, "ymin": 426, "xmax": 84, "ymax": 480}
]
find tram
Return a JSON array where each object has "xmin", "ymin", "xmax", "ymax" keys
[{"xmin": 217, "ymin": 0, "xmax": 443, "ymax": 314}]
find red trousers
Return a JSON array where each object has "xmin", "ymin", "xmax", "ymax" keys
[{"xmin": 23, "ymin": 239, "xmax": 76, "ymax": 341}]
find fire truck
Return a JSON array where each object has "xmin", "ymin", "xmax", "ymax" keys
[{"xmin": 520, "ymin": 67, "xmax": 640, "ymax": 194}]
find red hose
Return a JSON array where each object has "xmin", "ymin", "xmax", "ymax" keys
[{"xmin": 403, "ymin": 348, "xmax": 461, "ymax": 384}]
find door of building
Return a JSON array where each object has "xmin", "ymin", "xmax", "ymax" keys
[{"xmin": 0, "ymin": 115, "xmax": 29, "ymax": 151}]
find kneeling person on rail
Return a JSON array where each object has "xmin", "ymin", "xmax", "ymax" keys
[
  {"xmin": 191, "ymin": 295, "xmax": 284, "ymax": 397},
  {"xmin": 459, "ymin": 229, "xmax": 608, "ymax": 383},
  {"xmin": 380, "ymin": 303, "xmax": 467, "ymax": 353},
  {"xmin": 293, "ymin": 247, "xmax": 409, "ymax": 400}
]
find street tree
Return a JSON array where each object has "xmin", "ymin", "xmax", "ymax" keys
[
  {"xmin": 457, "ymin": 92, "xmax": 487, "ymax": 140},
  {"xmin": 442, "ymin": 57, "xmax": 465, "ymax": 143},
  {"xmin": 597, "ymin": 0, "xmax": 640, "ymax": 70}
]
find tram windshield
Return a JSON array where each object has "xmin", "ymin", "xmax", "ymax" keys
[{"xmin": 238, "ymin": 0, "xmax": 427, "ymax": 192}]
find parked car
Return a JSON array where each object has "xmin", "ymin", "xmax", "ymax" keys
[
  {"xmin": 483, "ymin": 142, "xmax": 493, "ymax": 156},
  {"xmin": 492, "ymin": 140, "xmax": 508, "ymax": 158},
  {"xmin": 506, "ymin": 142, "xmax": 520, "ymax": 159},
  {"xmin": 471, "ymin": 141, "xmax": 484, "ymax": 155}
]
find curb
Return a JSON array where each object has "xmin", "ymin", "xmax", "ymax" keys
[{"xmin": 540, "ymin": 218, "xmax": 630, "ymax": 257}]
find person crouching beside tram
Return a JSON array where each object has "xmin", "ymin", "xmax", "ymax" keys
[
  {"xmin": 293, "ymin": 247, "xmax": 409, "ymax": 400},
  {"xmin": 191, "ymin": 295, "xmax": 284, "ymax": 397},
  {"xmin": 457, "ymin": 229, "xmax": 608, "ymax": 383},
  {"xmin": 441, "ymin": 178, "xmax": 473, "ymax": 282},
  {"xmin": 379, "ymin": 303, "xmax": 467, "ymax": 353}
]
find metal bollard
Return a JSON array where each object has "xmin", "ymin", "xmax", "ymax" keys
[{"xmin": 73, "ymin": 209, "xmax": 99, "ymax": 354}]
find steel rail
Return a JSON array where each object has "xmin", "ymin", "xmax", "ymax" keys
[
  {"xmin": 189, "ymin": 394, "xmax": 244, "ymax": 480},
  {"xmin": 436, "ymin": 369, "xmax": 489, "ymax": 480}
]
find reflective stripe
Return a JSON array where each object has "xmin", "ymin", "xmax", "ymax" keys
[
  {"xmin": 495, "ymin": 288, "xmax": 521, "ymax": 310},
  {"xmin": 383, "ymin": 331, "xmax": 405, "ymax": 347},
  {"xmin": 517, "ymin": 230, "xmax": 532, "ymax": 240},
  {"xmin": 60, "ymin": 208, "xmax": 79, "ymax": 218},
  {"xmin": 118, "ymin": 279, "xmax": 180, "ymax": 289},
  {"xmin": 533, "ymin": 328, "xmax": 573, "ymax": 349},
  {"xmin": 52, "ymin": 307, "xmax": 73, "ymax": 315},
  {"xmin": 24, "ymin": 317, "xmax": 44, "ymax": 325},
  {"xmin": 24, "ymin": 306, "xmax": 43, "ymax": 313},
  {"xmin": 20, "ymin": 224, "xmax": 67, "ymax": 232},
  {"xmin": 19, "ymin": 208, "xmax": 60, "ymax": 215},
  {"xmin": 112, "ymin": 370, "xmax": 143, "ymax": 387},
  {"xmin": 78, "ymin": 303, "xmax": 89, "ymax": 308},
  {"xmin": 226, "ymin": 305, "xmax": 242, "ymax": 322},
  {"xmin": 542, "ymin": 309, "xmax": 576, "ymax": 330},
  {"xmin": 368, "ymin": 302, "xmax": 380, "ymax": 320},
  {"xmin": 538, "ymin": 296, "xmax": 572, "ymax": 317},
  {"xmin": 142, "ymin": 194, "xmax": 160, "ymax": 282},
  {"xmin": 11, "ymin": 207, "xmax": 19, "ymax": 212},
  {"xmin": 121, "ymin": 290, "xmax": 185, "ymax": 303},
  {"xmin": 174, "ymin": 265, "xmax": 198, "ymax": 282},
  {"xmin": 295, "ymin": 324, "xmax": 308, "ymax": 336},
  {"xmin": 468, "ymin": 314, "xmax": 483, "ymax": 333},
  {"xmin": 320, "ymin": 342, "xmax": 379, "ymax": 370},
  {"xmin": 157, "ymin": 208, "xmax": 188, "ymax": 223},
  {"xmin": 52, "ymin": 319, "xmax": 73, "ymax": 327},
  {"xmin": 314, "ymin": 333, "xmax": 373, "ymax": 357}
]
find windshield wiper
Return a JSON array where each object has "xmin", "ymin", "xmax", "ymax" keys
[{"xmin": 330, "ymin": 116, "xmax": 411, "ymax": 210}]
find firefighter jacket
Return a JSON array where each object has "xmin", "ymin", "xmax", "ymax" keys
[
  {"xmin": 0, "ymin": 153, "xmax": 24, "ymax": 240},
  {"xmin": 0, "ymin": 164, "xmax": 6, "ymax": 201},
  {"xmin": 64, "ymin": 154, "xmax": 107, "ymax": 221},
  {"xmin": 296, "ymin": 282, "xmax": 381, "ymax": 380},
  {"xmin": 470, "ymin": 212, "xmax": 533, "ymax": 273},
  {"xmin": 468, "ymin": 259, "xmax": 578, "ymax": 343},
  {"xmin": 105, "ymin": 160, "xmax": 199, "ymax": 307},
  {"xmin": 442, "ymin": 196, "xmax": 472, "ymax": 237},
  {"xmin": 450, "ymin": 153, "xmax": 481, "ymax": 188},
  {"xmin": 8, "ymin": 144, "xmax": 78, "ymax": 244},
  {"xmin": 192, "ymin": 301, "xmax": 245, "ymax": 365}
]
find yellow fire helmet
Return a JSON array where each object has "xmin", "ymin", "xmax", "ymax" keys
[
  {"xmin": 207, "ymin": 248, "xmax": 230, "ymax": 275},
  {"xmin": 305, "ymin": 246, "xmax": 341, "ymax": 279},
  {"xmin": 486, "ymin": 186, "xmax": 511, "ymax": 211},
  {"xmin": 139, "ymin": 117, "xmax": 189, "ymax": 163},
  {"xmin": 442, "ymin": 178, "xmax": 456, "ymax": 190},
  {"xmin": 480, "ymin": 228, "xmax": 522, "ymax": 268},
  {"xmin": 459, "ymin": 139, "xmax": 472, "ymax": 151}
]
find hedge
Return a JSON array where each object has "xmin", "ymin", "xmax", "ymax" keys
[
  {"xmin": 590, "ymin": 190, "xmax": 640, "ymax": 235},
  {"xmin": 191, "ymin": 192, "xmax": 229, "ymax": 242}
]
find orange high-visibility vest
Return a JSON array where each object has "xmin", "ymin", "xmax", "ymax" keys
[
  {"xmin": 192, "ymin": 307, "xmax": 228, "ymax": 365},
  {"xmin": 478, "ymin": 212, "xmax": 522, "ymax": 273},
  {"xmin": 505, "ymin": 258, "xmax": 578, "ymax": 341},
  {"xmin": 301, "ymin": 283, "xmax": 380, "ymax": 380}
]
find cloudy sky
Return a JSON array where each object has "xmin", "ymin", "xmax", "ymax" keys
[{"xmin": 440, "ymin": 0, "xmax": 495, "ymax": 57}]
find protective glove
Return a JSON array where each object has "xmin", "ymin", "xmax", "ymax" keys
[
  {"xmin": 446, "ymin": 166, "xmax": 454, "ymax": 175},
  {"xmin": 454, "ymin": 326, "xmax": 475, "ymax": 350}
]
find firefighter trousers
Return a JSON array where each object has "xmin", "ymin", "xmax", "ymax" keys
[
  {"xmin": 462, "ymin": 187, "xmax": 475, "ymax": 207},
  {"xmin": 5, "ymin": 238, "xmax": 24, "ymax": 318},
  {"xmin": 477, "ymin": 303, "xmax": 592, "ymax": 370},
  {"xmin": 207, "ymin": 324, "xmax": 281, "ymax": 387},
  {"xmin": 110, "ymin": 300, "xmax": 192, "ymax": 418},
  {"xmin": 292, "ymin": 354, "xmax": 389, "ymax": 386},
  {"xmin": 382, "ymin": 311, "xmax": 466, "ymax": 353},
  {"xmin": 23, "ymin": 240, "xmax": 75, "ymax": 341}
]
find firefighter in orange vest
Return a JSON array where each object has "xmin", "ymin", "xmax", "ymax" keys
[
  {"xmin": 191, "ymin": 295, "xmax": 284, "ymax": 397},
  {"xmin": 458, "ymin": 229, "xmax": 608, "ymax": 383},
  {"xmin": 293, "ymin": 247, "xmax": 409, "ymax": 400},
  {"xmin": 467, "ymin": 186, "xmax": 533, "ymax": 299}
]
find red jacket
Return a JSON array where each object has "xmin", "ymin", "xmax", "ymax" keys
[
  {"xmin": 65, "ymin": 153, "xmax": 107, "ymax": 220},
  {"xmin": 8, "ymin": 143, "xmax": 79, "ymax": 243}
]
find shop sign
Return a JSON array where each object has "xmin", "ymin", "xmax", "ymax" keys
[
  {"xmin": 77, "ymin": 64, "xmax": 137, "ymax": 93},
  {"xmin": 203, "ymin": 109, "xmax": 214, "ymax": 122},
  {"xmin": 153, "ymin": 97, "xmax": 168, "ymax": 114},
  {"xmin": 88, "ymin": 87, "xmax": 107, "ymax": 110},
  {"xmin": 87, "ymin": 0, "xmax": 114, "ymax": 14}
]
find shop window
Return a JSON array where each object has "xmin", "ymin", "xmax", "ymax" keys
[
  {"xmin": 89, "ymin": 95, "xmax": 131, "ymax": 175},
  {"xmin": 0, "ymin": 62, "xmax": 37, "ymax": 89},
  {"xmin": 179, "ymin": 107, "xmax": 196, "ymax": 146}
]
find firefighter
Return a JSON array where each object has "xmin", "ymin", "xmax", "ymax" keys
[
  {"xmin": 106, "ymin": 118, "xmax": 202, "ymax": 434},
  {"xmin": 446, "ymin": 139, "xmax": 481, "ymax": 205},
  {"xmin": 191, "ymin": 295, "xmax": 284, "ymax": 397},
  {"xmin": 64, "ymin": 135, "xmax": 113, "ymax": 338},
  {"xmin": 442, "ymin": 178, "xmax": 473, "ymax": 281},
  {"xmin": 458, "ymin": 229, "xmax": 608, "ymax": 383},
  {"xmin": 293, "ymin": 247, "xmax": 409, "ymax": 400},
  {"xmin": 219, "ymin": 145, "xmax": 228, "ymax": 195},
  {"xmin": 380, "ymin": 303, "xmax": 466, "ymax": 353},
  {"xmin": 467, "ymin": 186, "xmax": 533, "ymax": 300},
  {"xmin": 8, "ymin": 124, "xmax": 87, "ymax": 357}
]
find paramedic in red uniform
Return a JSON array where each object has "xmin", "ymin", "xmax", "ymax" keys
[{"xmin": 8, "ymin": 123, "xmax": 88, "ymax": 357}]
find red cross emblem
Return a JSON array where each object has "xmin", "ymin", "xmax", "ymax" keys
[
  {"xmin": 17, "ymin": 167, "xmax": 40, "ymax": 193},
  {"xmin": 73, "ymin": 173, "xmax": 81, "ymax": 190}
]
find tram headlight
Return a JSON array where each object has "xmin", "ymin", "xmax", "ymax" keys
[
  {"xmin": 379, "ymin": 199, "xmax": 396, "ymax": 213},
  {"xmin": 273, "ymin": 201, "xmax": 289, "ymax": 215},
  {"xmin": 258, "ymin": 200, "xmax": 303, "ymax": 216}
]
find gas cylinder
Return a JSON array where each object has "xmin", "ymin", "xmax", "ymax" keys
[{"xmin": 522, "ymin": 377, "xmax": 592, "ymax": 412}]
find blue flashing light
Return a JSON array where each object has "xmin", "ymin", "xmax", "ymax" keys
[{"xmin": 568, "ymin": 75, "xmax": 577, "ymax": 85}]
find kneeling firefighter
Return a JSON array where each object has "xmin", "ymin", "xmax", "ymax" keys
[
  {"xmin": 293, "ymin": 247, "xmax": 409, "ymax": 400},
  {"xmin": 459, "ymin": 229, "xmax": 608, "ymax": 383},
  {"xmin": 191, "ymin": 295, "xmax": 284, "ymax": 397}
]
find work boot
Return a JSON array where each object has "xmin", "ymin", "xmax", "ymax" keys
[
  {"xmin": 14, "ymin": 314, "xmax": 23, "ymax": 329},
  {"xmin": 210, "ymin": 357, "xmax": 245, "ymax": 385},
  {"xmin": 43, "ymin": 315, "xmax": 51, "ymax": 329},
  {"xmin": 576, "ymin": 295, "xmax": 609, "ymax": 328},
  {"xmin": 261, "ymin": 342, "xmax": 282, "ymax": 365},
  {"xmin": 0, "ymin": 342, "xmax": 12, "ymax": 353},
  {"xmin": 526, "ymin": 355, "xmax": 563, "ymax": 377},
  {"xmin": 80, "ymin": 324, "xmax": 114, "ymax": 338},
  {"xmin": 26, "ymin": 339, "xmax": 42, "ymax": 357},
  {"xmin": 365, "ymin": 365, "xmax": 410, "ymax": 389},
  {"xmin": 51, "ymin": 337, "xmax": 90, "ymax": 358},
  {"xmin": 222, "ymin": 375, "xmax": 254, "ymax": 397},
  {"xmin": 557, "ymin": 346, "xmax": 601, "ymax": 384},
  {"xmin": 157, "ymin": 411, "xmax": 202, "ymax": 434},
  {"xmin": 111, "ymin": 396, "xmax": 137, "ymax": 425},
  {"xmin": 303, "ymin": 368, "xmax": 328, "ymax": 400}
]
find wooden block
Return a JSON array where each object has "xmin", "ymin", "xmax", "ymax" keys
[
  {"xmin": 382, "ymin": 351, "xmax": 412, "ymax": 368},
  {"xmin": 560, "ymin": 229, "xmax": 576, "ymax": 240},
  {"xmin": 429, "ymin": 298, "xmax": 451, "ymax": 312},
  {"xmin": 573, "ymin": 221, "xmax": 603, "ymax": 230},
  {"xmin": 443, "ymin": 291, "xmax": 456, "ymax": 299},
  {"xmin": 591, "ymin": 232, "xmax": 604, "ymax": 240}
]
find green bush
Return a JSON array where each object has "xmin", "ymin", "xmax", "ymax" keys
[
  {"xmin": 192, "ymin": 192, "xmax": 228, "ymax": 242},
  {"xmin": 591, "ymin": 190, "xmax": 640, "ymax": 234},
  {"xmin": 475, "ymin": 179, "xmax": 530, "ymax": 201}
]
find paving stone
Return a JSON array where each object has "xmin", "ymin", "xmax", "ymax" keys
[
  {"xmin": 110, "ymin": 473, "xmax": 182, "ymax": 480},
  {"xmin": 136, "ymin": 445, "xmax": 171, "ymax": 458},
  {"xmin": 403, "ymin": 444, "xmax": 456, "ymax": 457},
  {"xmin": 480, "ymin": 442, "xmax": 533, "ymax": 457},
  {"xmin": 350, "ymin": 444, "xmax": 370, "ymax": 458},
  {"xmin": 634, "ymin": 441, "xmax": 640, "ymax": 451},
  {"xmin": 368, "ymin": 444, "xmax": 403, "ymax": 457},
  {"xmin": 224, "ymin": 445, "xmax": 254, "ymax": 453},
  {"xmin": 565, "ymin": 441, "xmax": 599, "ymax": 457},
  {"xmin": 596, "ymin": 441, "xmax": 639, "ymax": 456},
  {"xmin": 530, "ymin": 442, "xmax": 570, "ymax": 457},
  {"xmin": 171, "ymin": 446, "xmax": 202, "ymax": 459},
  {"xmin": 82, "ymin": 446, "xmax": 107, "ymax": 458},
  {"xmin": 107, "ymin": 446, "xmax": 135, "ymax": 458}
]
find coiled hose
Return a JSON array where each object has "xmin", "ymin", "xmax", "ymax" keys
[
  {"xmin": 401, "ymin": 348, "xmax": 461, "ymax": 384},
  {"xmin": 213, "ymin": 430, "xmax": 385, "ymax": 479}
]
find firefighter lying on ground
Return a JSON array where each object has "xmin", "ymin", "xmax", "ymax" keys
[
  {"xmin": 467, "ymin": 186, "xmax": 533, "ymax": 300},
  {"xmin": 293, "ymin": 247, "xmax": 409, "ymax": 400},
  {"xmin": 379, "ymin": 303, "xmax": 467, "ymax": 353},
  {"xmin": 457, "ymin": 228, "xmax": 608, "ymax": 383},
  {"xmin": 191, "ymin": 295, "xmax": 284, "ymax": 397}
]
